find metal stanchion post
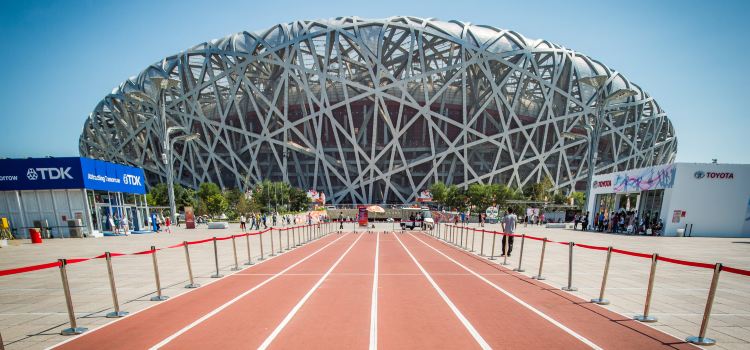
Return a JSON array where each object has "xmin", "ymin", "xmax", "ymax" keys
[
  {"xmin": 184, "ymin": 242, "xmax": 200, "ymax": 287},
  {"xmin": 686, "ymin": 263, "xmax": 722, "ymax": 346},
  {"xmin": 501, "ymin": 234, "xmax": 510, "ymax": 266},
  {"xmin": 591, "ymin": 246, "xmax": 612, "ymax": 304},
  {"xmin": 104, "ymin": 252, "xmax": 128, "ymax": 318},
  {"xmin": 211, "ymin": 237, "xmax": 223, "ymax": 278},
  {"xmin": 459, "ymin": 225, "xmax": 464, "ymax": 249},
  {"xmin": 561, "ymin": 242, "xmax": 577, "ymax": 291},
  {"xmin": 286, "ymin": 228, "xmax": 291, "ymax": 250},
  {"xmin": 58, "ymin": 259, "xmax": 87, "ymax": 335},
  {"xmin": 258, "ymin": 230, "xmax": 265, "ymax": 260},
  {"xmin": 489, "ymin": 231, "xmax": 497, "ymax": 260},
  {"xmin": 513, "ymin": 234, "xmax": 526, "ymax": 272},
  {"xmin": 277, "ymin": 228, "xmax": 283, "ymax": 253},
  {"xmin": 231, "ymin": 236, "xmax": 240, "ymax": 271},
  {"xmin": 293, "ymin": 226, "xmax": 298, "ymax": 247},
  {"xmin": 245, "ymin": 234, "xmax": 254, "ymax": 265},
  {"xmin": 470, "ymin": 227, "xmax": 476, "ymax": 252},
  {"xmin": 532, "ymin": 238, "xmax": 547, "ymax": 280},
  {"xmin": 479, "ymin": 229, "xmax": 486, "ymax": 256},
  {"xmin": 268, "ymin": 230, "xmax": 276, "ymax": 256},
  {"xmin": 634, "ymin": 253, "xmax": 659, "ymax": 322},
  {"xmin": 150, "ymin": 247, "xmax": 169, "ymax": 301}
]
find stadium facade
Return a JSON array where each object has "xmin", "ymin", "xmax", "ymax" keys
[{"xmin": 79, "ymin": 16, "xmax": 677, "ymax": 204}]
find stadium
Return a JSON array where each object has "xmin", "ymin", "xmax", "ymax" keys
[{"xmin": 79, "ymin": 16, "xmax": 677, "ymax": 204}]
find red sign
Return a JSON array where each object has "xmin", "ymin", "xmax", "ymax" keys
[
  {"xmin": 184, "ymin": 206, "xmax": 195, "ymax": 229},
  {"xmin": 593, "ymin": 180, "xmax": 612, "ymax": 188},
  {"xmin": 357, "ymin": 205, "xmax": 368, "ymax": 227}
]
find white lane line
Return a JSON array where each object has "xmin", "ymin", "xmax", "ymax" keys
[
  {"xmin": 392, "ymin": 234, "xmax": 491, "ymax": 350},
  {"xmin": 369, "ymin": 232, "xmax": 380, "ymax": 350},
  {"xmin": 257, "ymin": 233, "xmax": 365, "ymax": 350},
  {"xmin": 409, "ymin": 233, "xmax": 604, "ymax": 350},
  {"xmin": 148, "ymin": 233, "xmax": 350, "ymax": 350},
  {"xmin": 48, "ymin": 232, "xmax": 335, "ymax": 350}
]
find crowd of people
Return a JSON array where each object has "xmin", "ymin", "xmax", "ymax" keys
[
  {"xmin": 238, "ymin": 211, "xmax": 326, "ymax": 231},
  {"xmin": 573, "ymin": 210, "xmax": 663, "ymax": 235}
]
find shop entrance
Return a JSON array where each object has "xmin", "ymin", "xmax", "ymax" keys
[{"xmin": 639, "ymin": 189, "xmax": 664, "ymax": 219}]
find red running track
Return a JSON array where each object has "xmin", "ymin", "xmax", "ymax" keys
[{"xmin": 51, "ymin": 231, "xmax": 698, "ymax": 350}]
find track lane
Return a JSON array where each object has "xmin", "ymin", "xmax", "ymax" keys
[
  {"xmin": 378, "ymin": 232, "xmax": 482, "ymax": 350},
  {"xmin": 410, "ymin": 232, "xmax": 699, "ymax": 350},
  {"xmin": 51, "ymin": 232, "xmax": 344, "ymax": 350},
  {"xmin": 157, "ymin": 233, "xmax": 361, "ymax": 349},
  {"xmin": 267, "ymin": 232, "xmax": 377, "ymax": 349}
]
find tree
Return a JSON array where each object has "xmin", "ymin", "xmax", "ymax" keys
[
  {"xmin": 570, "ymin": 191, "xmax": 586, "ymax": 209},
  {"xmin": 445, "ymin": 185, "xmax": 467, "ymax": 211},
  {"xmin": 467, "ymin": 183, "xmax": 492, "ymax": 210},
  {"xmin": 204, "ymin": 193, "xmax": 228, "ymax": 216},
  {"xmin": 429, "ymin": 181, "xmax": 448, "ymax": 208},
  {"xmin": 146, "ymin": 183, "xmax": 168, "ymax": 207},
  {"xmin": 288, "ymin": 187, "xmax": 310, "ymax": 212},
  {"xmin": 197, "ymin": 182, "xmax": 222, "ymax": 202}
]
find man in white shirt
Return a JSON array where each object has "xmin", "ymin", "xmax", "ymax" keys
[{"xmin": 501, "ymin": 208, "xmax": 518, "ymax": 257}]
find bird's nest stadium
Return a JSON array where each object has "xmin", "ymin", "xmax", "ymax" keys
[{"xmin": 79, "ymin": 16, "xmax": 677, "ymax": 204}]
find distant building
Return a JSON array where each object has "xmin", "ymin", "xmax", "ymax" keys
[
  {"xmin": 80, "ymin": 17, "xmax": 677, "ymax": 204},
  {"xmin": 0, "ymin": 157, "xmax": 147, "ymax": 238},
  {"xmin": 586, "ymin": 162, "xmax": 750, "ymax": 237}
]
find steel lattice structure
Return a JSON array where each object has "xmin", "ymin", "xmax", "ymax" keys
[{"xmin": 80, "ymin": 16, "xmax": 677, "ymax": 204}]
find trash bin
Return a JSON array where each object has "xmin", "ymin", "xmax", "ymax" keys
[
  {"xmin": 676, "ymin": 228, "xmax": 685, "ymax": 237},
  {"xmin": 29, "ymin": 228, "xmax": 43, "ymax": 244}
]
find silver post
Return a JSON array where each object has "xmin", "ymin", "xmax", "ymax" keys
[
  {"xmin": 184, "ymin": 242, "xmax": 200, "ymax": 287},
  {"xmin": 532, "ymin": 238, "xmax": 547, "ymax": 280},
  {"xmin": 104, "ymin": 252, "xmax": 128, "ymax": 318},
  {"xmin": 293, "ymin": 226, "xmax": 298, "ymax": 247},
  {"xmin": 479, "ymin": 229, "xmax": 486, "ymax": 256},
  {"xmin": 58, "ymin": 259, "xmax": 88, "ymax": 335},
  {"xmin": 150, "ymin": 247, "xmax": 169, "ymax": 301},
  {"xmin": 501, "ymin": 234, "xmax": 510, "ymax": 266},
  {"xmin": 591, "ymin": 247, "xmax": 612, "ymax": 304},
  {"xmin": 686, "ymin": 263, "xmax": 722, "ymax": 346},
  {"xmin": 211, "ymin": 237, "xmax": 223, "ymax": 278},
  {"xmin": 459, "ymin": 225, "xmax": 464, "ymax": 248},
  {"xmin": 286, "ymin": 228, "xmax": 291, "ymax": 250},
  {"xmin": 489, "ymin": 231, "xmax": 497, "ymax": 260},
  {"xmin": 258, "ymin": 230, "xmax": 265, "ymax": 260},
  {"xmin": 231, "ymin": 236, "xmax": 240, "ymax": 271},
  {"xmin": 269, "ymin": 228, "xmax": 276, "ymax": 256},
  {"xmin": 634, "ymin": 253, "xmax": 659, "ymax": 322},
  {"xmin": 277, "ymin": 228, "xmax": 283, "ymax": 253},
  {"xmin": 561, "ymin": 242, "xmax": 577, "ymax": 291},
  {"xmin": 245, "ymin": 234, "xmax": 254, "ymax": 265},
  {"xmin": 513, "ymin": 234, "xmax": 526, "ymax": 272}
]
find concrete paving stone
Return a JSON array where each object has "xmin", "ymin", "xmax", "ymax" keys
[{"xmin": 2, "ymin": 223, "xmax": 749, "ymax": 349}]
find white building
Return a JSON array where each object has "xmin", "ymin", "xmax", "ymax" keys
[{"xmin": 585, "ymin": 162, "xmax": 750, "ymax": 237}]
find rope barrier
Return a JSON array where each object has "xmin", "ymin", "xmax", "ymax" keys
[{"xmin": 2, "ymin": 225, "xmax": 750, "ymax": 279}]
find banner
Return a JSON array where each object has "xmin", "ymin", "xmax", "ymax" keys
[
  {"xmin": 306, "ymin": 189, "xmax": 326, "ymax": 204},
  {"xmin": 185, "ymin": 206, "xmax": 195, "ymax": 229},
  {"xmin": 358, "ymin": 205, "xmax": 368, "ymax": 226},
  {"xmin": 0, "ymin": 157, "xmax": 146, "ymax": 194},
  {"xmin": 485, "ymin": 206, "xmax": 499, "ymax": 219},
  {"xmin": 417, "ymin": 190, "xmax": 433, "ymax": 203}
]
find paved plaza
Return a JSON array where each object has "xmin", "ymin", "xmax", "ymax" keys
[{"xmin": 0, "ymin": 222, "xmax": 749, "ymax": 349}]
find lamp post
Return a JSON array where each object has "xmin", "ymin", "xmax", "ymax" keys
[
  {"xmin": 167, "ymin": 133, "xmax": 200, "ymax": 223},
  {"xmin": 569, "ymin": 75, "xmax": 637, "ymax": 224},
  {"xmin": 126, "ymin": 77, "xmax": 197, "ymax": 223}
]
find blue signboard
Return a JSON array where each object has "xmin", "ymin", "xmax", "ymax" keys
[{"xmin": 0, "ymin": 157, "xmax": 146, "ymax": 194}]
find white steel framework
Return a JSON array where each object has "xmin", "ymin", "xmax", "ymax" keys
[{"xmin": 79, "ymin": 16, "xmax": 677, "ymax": 204}]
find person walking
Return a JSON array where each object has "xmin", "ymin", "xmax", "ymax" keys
[
  {"xmin": 501, "ymin": 208, "xmax": 517, "ymax": 257},
  {"xmin": 165, "ymin": 216, "xmax": 172, "ymax": 234},
  {"xmin": 240, "ymin": 214, "xmax": 246, "ymax": 231},
  {"xmin": 339, "ymin": 213, "xmax": 344, "ymax": 230}
]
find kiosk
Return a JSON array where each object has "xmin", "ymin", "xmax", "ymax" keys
[{"xmin": 0, "ymin": 157, "xmax": 148, "ymax": 238}]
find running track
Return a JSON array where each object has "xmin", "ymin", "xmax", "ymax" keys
[{"xmin": 51, "ymin": 232, "xmax": 698, "ymax": 349}]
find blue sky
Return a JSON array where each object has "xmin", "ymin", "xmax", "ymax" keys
[{"xmin": 1, "ymin": 0, "xmax": 748, "ymax": 163}]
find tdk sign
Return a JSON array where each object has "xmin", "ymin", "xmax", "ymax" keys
[
  {"xmin": 0, "ymin": 157, "xmax": 146, "ymax": 194},
  {"xmin": 26, "ymin": 167, "xmax": 74, "ymax": 181},
  {"xmin": 123, "ymin": 174, "xmax": 142, "ymax": 186}
]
